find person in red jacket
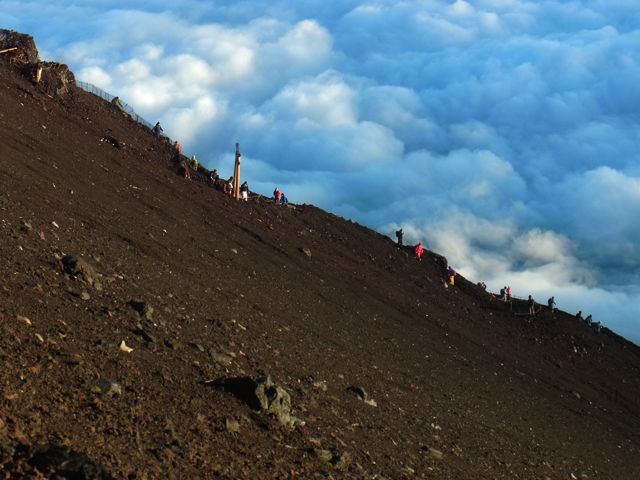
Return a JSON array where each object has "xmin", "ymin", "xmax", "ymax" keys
[
  {"xmin": 415, "ymin": 242, "xmax": 424, "ymax": 261},
  {"xmin": 274, "ymin": 187, "xmax": 282, "ymax": 204}
]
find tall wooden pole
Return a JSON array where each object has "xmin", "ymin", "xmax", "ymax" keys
[{"xmin": 233, "ymin": 143, "xmax": 241, "ymax": 200}]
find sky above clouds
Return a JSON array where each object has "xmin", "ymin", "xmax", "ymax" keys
[{"xmin": 3, "ymin": 0, "xmax": 639, "ymax": 342}]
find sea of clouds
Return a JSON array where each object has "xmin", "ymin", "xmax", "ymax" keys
[{"xmin": 3, "ymin": 0, "xmax": 639, "ymax": 342}]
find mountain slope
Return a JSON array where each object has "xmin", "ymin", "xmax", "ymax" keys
[{"xmin": 1, "ymin": 42, "xmax": 639, "ymax": 479}]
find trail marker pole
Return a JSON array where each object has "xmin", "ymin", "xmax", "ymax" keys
[{"xmin": 233, "ymin": 143, "xmax": 241, "ymax": 200}]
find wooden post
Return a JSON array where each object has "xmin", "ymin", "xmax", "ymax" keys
[
  {"xmin": 233, "ymin": 143, "xmax": 241, "ymax": 200},
  {"xmin": 0, "ymin": 47, "xmax": 18, "ymax": 55}
]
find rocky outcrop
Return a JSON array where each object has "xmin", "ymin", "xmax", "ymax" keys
[
  {"xmin": 0, "ymin": 30, "xmax": 39, "ymax": 65},
  {"xmin": 62, "ymin": 255, "xmax": 101, "ymax": 289},
  {"xmin": 40, "ymin": 61, "xmax": 75, "ymax": 96},
  {"xmin": 0, "ymin": 29, "xmax": 75, "ymax": 96}
]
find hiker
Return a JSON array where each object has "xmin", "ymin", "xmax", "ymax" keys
[
  {"xmin": 576, "ymin": 310, "xmax": 583, "ymax": 321},
  {"xmin": 152, "ymin": 121, "xmax": 163, "ymax": 136},
  {"xmin": 548, "ymin": 296, "xmax": 556, "ymax": 312},
  {"xmin": 500, "ymin": 287, "xmax": 506, "ymax": 302},
  {"xmin": 179, "ymin": 158, "xmax": 191, "ymax": 180},
  {"xmin": 527, "ymin": 295, "xmax": 535, "ymax": 316},
  {"xmin": 280, "ymin": 193, "xmax": 288, "ymax": 205},
  {"xmin": 225, "ymin": 177, "xmax": 234, "ymax": 196},
  {"xmin": 190, "ymin": 155, "xmax": 199, "ymax": 171},
  {"xmin": 274, "ymin": 187, "xmax": 281, "ymax": 204},
  {"xmin": 240, "ymin": 181, "xmax": 249, "ymax": 201},
  {"xmin": 210, "ymin": 169, "xmax": 219, "ymax": 186},
  {"xmin": 396, "ymin": 228, "xmax": 403, "ymax": 246},
  {"xmin": 174, "ymin": 141, "xmax": 181, "ymax": 158},
  {"xmin": 506, "ymin": 286, "xmax": 511, "ymax": 301},
  {"xmin": 414, "ymin": 242, "xmax": 424, "ymax": 261},
  {"xmin": 477, "ymin": 281, "xmax": 487, "ymax": 290},
  {"xmin": 585, "ymin": 314, "xmax": 593, "ymax": 325},
  {"xmin": 447, "ymin": 266, "xmax": 456, "ymax": 285},
  {"xmin": 592, "ymin": 321, "xmax": 602, "ymax": 333},
  {"xmin": 111, "ymin": 96, "xmax": 124, "ymax": 110}
]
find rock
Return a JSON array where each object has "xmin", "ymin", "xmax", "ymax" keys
[
  {"xmin": 347, "ymin": 385, "xmax": 377, "ymax": 406},
  {"xmin": 119, "ymin": 340, "xmax": 133, "ymax": 353},
  {"xmin": 332, "ymin": 451, "xmax": 351, "ymax": 471},
  {"xmin": 106, "ymin": 383, "xmax": 122, "ymax": 397},
  {"xmin": 211, "ymin": 352, "xmax": 233, "ymax": 366},
  {"xmin": 428, "ymin": 447, "xmax": 444, "ymax": 460},
  {"xmin": 62, "ymin": 255, "xmax": 99, "ymax": 288},
  {"xmin": 213, "ymin": 375, "xmax": 296, "ymax": 428},
  {"xmin": 255, "ymin": 376, "xmax": 293, "ymax": 427},
  {"xmin": 80, "ymin": 291, "xmax": 91, "ymax": 301},
  {"xmin": 314, "ymin": 449, "xmax": 333, "ymax": 463},
  {"xmin": 300, "ymin": 248, "xmax": 312, "ymax": 258},
  {"xmin": 348, "ymin": 385, "xmax": 368, "ymax": 401},
  {"xmin": 130, "ymin": 300, "xmax": 154, "ymax": 320},
  {"xmin": 40, "ymin": 61, "xmax": 76, "ymax": 96},
  {"xmin": 364, "ymin": 398, "xmax": 378, "ymax": 407},
  {"xmin": 16, "ymin": 315, "xmax": 32, "ymax": 325},
  {"xmin": 0, "ymin": 30, "xmax": 39, "ymax": 65},
  {"xmin": 312, "ymin": 380, "xmax": 328, "ymax": 391},
  {"xmin": 225, "ymin": 418, "xmax": 240, "ymax": 433}
]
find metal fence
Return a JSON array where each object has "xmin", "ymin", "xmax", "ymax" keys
[{"xmin": 76, "ymin": 81, "xmax": 155, "ymax": 130}]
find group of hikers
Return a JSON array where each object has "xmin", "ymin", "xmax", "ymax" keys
[
  {"xmin": 396, "ymin": 229, "xmax": 457, "ymax": 286},
  {"xmin": 163, "ymin": 131, "xmax": 287, "ymax": 205},
  {"xmin": 395, "ymin": 228, "xmax": 602, "ymax": 333}
]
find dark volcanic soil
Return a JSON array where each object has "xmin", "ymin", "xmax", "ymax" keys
[{"xmin": 1, "ymin": 51, "xmax": 639, "ymax": 480}]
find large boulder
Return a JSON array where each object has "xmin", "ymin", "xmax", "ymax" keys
[
  {"xmin": 213, "ymin": 375, "xmax": 297, "ymax": 428},
  {"xmin": 254, "ymin": 376, "xmax": 293, "ymax": 427},
  {"xmin": 61, "ymin": 255, "xmax": 100, "ymax": 289},
  {"xmin": 40, "ymin": 61, "xmax": 75, "ymax": 96},
  {"xmin": 0, "ymin": 30, "xmax": 75, "ymax": 96}
]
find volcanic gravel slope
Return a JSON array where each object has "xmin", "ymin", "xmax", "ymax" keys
[{"xmin": 0, "ymin": 56, "xmax": 639, "ymax": 480}]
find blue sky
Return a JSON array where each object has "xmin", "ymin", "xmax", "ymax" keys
[{"xmin": 3, "ymin": 1, "xmax": 639, "ymax": 343}]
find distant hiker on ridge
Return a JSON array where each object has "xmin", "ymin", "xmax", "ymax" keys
[
  {"xmin": 240, "ymin": 181, "xmax": 249, "ymax": 201},
  {"xmin": 274, "ymin": 187, "xmax": 282, "ymax": 204},
  {"xmin": 500, "ymin": 286, "xmax": 506, "ymax": 302},
  {"xmin": 152, "ymin": 121, "xmax": 163, "ymax": 136},
  {"xmin": 111, "ymin": 96, "xmax": 124, "ymax": 111},
  {"xmin": 179, "ymin": 158, "xmax": 191, "ymax": 180},
  {"xmin": 447, "ymin": 266, "xmax": 457, "ymax": 286},
  {"xmin": 576, "ymin": 311, "xmax": 583, "ymax": 321},
  {"xmin": 585, "ymin": 314, "xmax": 593, "ymax": 325},
  {"xmin": 280, "ymin": 192, "xmax": 289, "ymax": 205},
  {"xmin": 190, "ymin": 155, "xmax": 199, "ymax": 171},
  {"xmin": 210, "ymin": 169, "xmax": 220, "ymax": 189},
  {"xmin": 548, "ymin": 296, "xmax": 556, "ymax": 312},
  {"xmin": 506, "ymin": 286, "xmax": 511, "ymax": 301},
  {"xmin": 396, "ymin": 228, "xmax": 403, "ymax": 246},
  {"xmin": 174, "ymin": 141, "xmax": 181, "ymax": 157},
  {"xmin": 415, "ymin": 242, "xmax": 424, "ymax": 261},
  {"xmin": 527, "ymin": 295, "xmax": 535, "ymax": 316}
]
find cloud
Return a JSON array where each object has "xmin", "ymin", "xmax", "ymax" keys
[{"xmin": 4, "ymin": 0, "xmax": 640, "ymax": 343}]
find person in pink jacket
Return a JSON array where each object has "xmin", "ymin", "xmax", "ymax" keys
[{"xmin": 415, "ymin": 242, "xmax": 424, "ymax": 261}]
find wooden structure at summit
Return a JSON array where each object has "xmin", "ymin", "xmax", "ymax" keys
[{"xmin": 233, "ymin": 142, "xmax": 241, "ymax": 200}]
